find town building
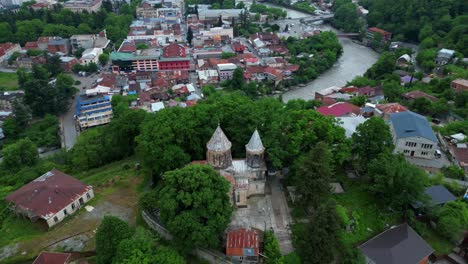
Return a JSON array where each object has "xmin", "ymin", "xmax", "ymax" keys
[
  {"xmin": 374, "ymin": 103, "xmax": 408, "ymax": 120},
  {"xmin": 63, "ymin": 0, "xmax": 102, "ymax": 12},
  {"xmin": 5, "ymin": 169, "xmax": 94, "ymax": 228},
  {"xmin": 70, "ymin": 30, "xmax": 110, "ymax": 52},
  {"xmin": 0, "ymin": 42, "xmax": 21, "ymax": 65},
  {"xmin": 226, "ymin": 228, "xmax": 260, "ymax": 263},
  {"xmin": 451, "ymin": 79, "xmax": 468, "ymax": 93},
  {"xmin": 316, "ymin": 102, "xmax": 361, "ymax": 117},
  {"xmin": 435, "ymin": 48, "xmax": 455, "ymax": 65},
  {"xmin": 193, "ymin": 127, "xmax": 267, "ymax": 207},
  {"xmin": 389, "ymin": 111, "xmax": 438, "ymax": 159},
  {"xmin": 217, "ymin": 63, "xmax": 237, "ymax": 80},
  {"xmin": 60, "ymin": 56, "xmax": 79, "ymax": 72},
  {"xmin": 366, "ymin": 27, "xmax": 392, "ymax": 42},
  {"xmin": 80, "ymin": 47, "xmax": 103, "ymax": 65},
  {"xmin": 47, "ymin": 37, "xmax": 71, "ymax": 55},
  {"xmin": 359, "ymin": 224, "xmax": 434, "ymax": 264},
  {"xmin": 402, "ymin": 90, "xmax": 438, "ymax": 102},
  {"xmin": 111, "ymin": 48, "xmax": 160, "ymax": 72},
  {"xmin": 158, "ymin": 43, "xmax": 191, "ymax": 71},
  {"xmin": 412, "ymin": 185, "xmax": 456, "ymax": 211},
  {"xmin": 198, "ymin": 9, "xmax": 243, "ymax": 21},
  {"xmin": 32, "ymin": 252, "xmax": 71, "ymax": 264},
  {"xmin": 451, "ymin": 143, "xmax": 468, "ymax": 174},
  {"xmin": 75, "ymin": 94, "xmax": 113, "ymax": 129}
]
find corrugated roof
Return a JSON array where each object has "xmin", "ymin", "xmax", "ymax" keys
[
  {"xmin": 226, "ymin": 228, "xmax": 260, "ymax": 257},
  {"xmin": 389, "ymin": 111, "xmax": 437, "ymax": 142},
  {"xmin": 33, "ymin": 252, "xmax": 71, "ymax": 264},
  {"xmin": 6, "ymin": 169, "xmax": 92, "ymax": 220},
  {"xmin": 207, "ymin": 126, "xmax": 231, "ymax": 151},
  {"xmin": 359, "ymin": 224, "xmax": 434, "ymax": 264},
  {"xmin": 413, "ymin": 185, "xmax": 456, "ymax": 208},
  {"xmin": 246, "ymin": 129, "xmax": 265, "ymax": 153}
]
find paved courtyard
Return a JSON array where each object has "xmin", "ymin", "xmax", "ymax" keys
[{"xmin": 229, "ymin": 175, "xmax": 294, "ymax": 254}]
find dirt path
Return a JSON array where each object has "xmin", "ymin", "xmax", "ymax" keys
[{"xmin": 0, "ymin": 175, "xmax": 141, "ymax": 261}]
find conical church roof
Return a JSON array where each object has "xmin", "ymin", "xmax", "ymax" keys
[
  {"xmin": 207, "ymin": 126, "xmax": 232, "ymax": 151},
  {"xmin": 246, "ymin": 129, "xmax": 265, "ymax": 153}
]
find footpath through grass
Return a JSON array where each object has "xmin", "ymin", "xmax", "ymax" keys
[{"xmin": 0, "ymin": 72, "xmax": 18, "ymax": 91}]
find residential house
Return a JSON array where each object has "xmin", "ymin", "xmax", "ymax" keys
[
  {"xmin": 374, "ymin": 103, "xmax": 408, "ymax": 120},
  {"xmin": 435, "ymin": 48, "xmax": 455, "ymax": 65},
  {"xmin": 158, "ymin": 43, "xmax": 190, "ymax": 71},
  {"xmin": 396, "ymin": 54, "xmax": 411, "ymax": 67},
  {"xmin": 314, "ymin": 86, "xmax": 341, "ymax": 100},
  {"xmin": 337, "ymin": 116, "xmax": 367, "ymax": 138},
  {"xmin": 389, "ymin": 111, "xmax": 438, "ymax": 159},
  {"xmin": 316, "ymin": 102, "xmax": 361, "ymax": 117},
  {"xmin": 226, "ymin": 228, "xmax": 260, "ymax": 263},
  {"xmin": 48, "ymin": 37, "xmax": 71, "ymax": 55},
  {"xmin": 232, "ymin": 41, "xmax": 245, "ymax": 53},
  {"xmin": 0, "ymin": 42, "xmax": 21, "ymax": 64},
  {"xmin": 0, "ymin": 90, "xmax": 24, "ymax": 111},
  {"xmin": 451, "ymin": 79, "xmax": 468, "ymax": 93},
  {"xmin": 412, "ymin": 185, "xmax": 456, "ymax": 211},
  {"xmin": 5, "ymin": 169, "xmax": 94, "ymax": 228},
  {"xmin": 452, "ymin": 143, "xmax": 468, "ymax": 174},
  {"xmin": 197, "ymin": 69, "xmax": 219, "ymax": 85},
  {"xmin": 60, "ymin": 56, "xmax": 79, "ymax": 72},
  {"xmin": 217, "ymin": 63, "xmax": 237, "ymax": 80},
  {"xmin": 37, "ymin": 37, "xmax": 51, "ymax": 51},
  {"xmin": 32, "ymin": 252, "xmax": 71, "ymax": 264},
  {"xmin": 402, "ymin": 90, "xmax": 438, "ymax": 102},
  {"xmin": 400, "ymin": 75, "xmax": 418, "ymax": 85},
  {"xmin": 358, "ymin": 86, "xmax": 382, "ymax": 98},
  {"xmin": 198, "ymin": 26, "xmax": 234, "ymax": 40},
  {"xmin": 75, "ymin": 94, "xmax": 113, "ymax": 129},
  {"xmin": 359, "ymin": 224, "xmax": 434, "ymax": 264},
  {"xmin": 63, "ymin": 0, "xmax": 102, "ymax": 12},
  {"xmin": 366, "ymin": 27, "xmax": 392, "ymax": 42}
]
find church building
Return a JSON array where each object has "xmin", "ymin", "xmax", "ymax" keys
[{"xmin": 198, "ymin": 126, "xmax": 267, "ymax": 208}]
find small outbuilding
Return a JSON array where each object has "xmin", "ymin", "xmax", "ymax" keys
[
  {"xmin": 6, "ymin": 169, "xmax": 94, "ymax": 228},
  {"xmin": 412, "ymin": 185, "xmax": 456, "ymax": 210}
]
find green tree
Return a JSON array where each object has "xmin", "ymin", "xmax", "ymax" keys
[
  {"xmin": 99, "ymin": 53, "xmax": 109, "ymax": 66},
  {"xmin": 292, "ymin": 142, "xmax": 333, "ymax": 209},
  {"xmin": 349, "ymin": 95, "xmax": 366, "ymax": 106},
  {"xmin": 352, "ymin": 117, "xmax": 394, "ymax": 173},
  {"xmin": 114, "ymin": 227, "xmax": 155, "ymax": 264},
  {"xmin": 264, "ymin": 230, "xmax": 283, "ymax": 264},
  {"xmin": 229, "ymin": 67, "xmax": 245, "ymax": 90},
  {"xmin": 293, "ymin": 201, "xmax": 342, "ymax": 264},
  {"xmin": 221, "ymin": 52, "xmax": 236, "ymax": 59},
  {"xmin": 156, "ymin": 165, "xmax": 233, "ymax": 250},
  {"xmin": 0, "ymin": 22, "xmax": 14, "ymax": 43},
  {"xmin": 368, "ymin": 153, "xmax": 428, "ymax": 210},
  {"xmin": 186, "ymin": 27, "xmax": 193, "ymax": 45},
  {"xmin": 153, "ymin": 246, "xmax": 186, "ymax": 264},
  {"xmin": 437, "ymin": 200, "xmax": 468, "ymax": 241},
  {"xmin": 1, "ymin": 138, "xmax": 38, "ymax": 172},
  {"xmin": 95, "ymin": 216, "xmax": 133, "ymax": 264}
]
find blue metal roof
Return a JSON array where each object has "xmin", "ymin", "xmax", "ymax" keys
[{"xmin": 389, "ymin": 111, "xmax": 437, "ymax": 142}]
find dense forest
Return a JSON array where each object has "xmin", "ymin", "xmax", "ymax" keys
[
  {"xmin": 360, "ymin": 0, "xmax": 467, "ymax": 55},
  {"xmin": 0, "ymin": 0, "xmax": 137, "ymax": 46}
]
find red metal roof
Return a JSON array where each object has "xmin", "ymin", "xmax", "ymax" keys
[
  {"xmin": 24, "ymin": 41, "xmax": 39, "ymax": 49},
  {"xmin": 340, "ymin": 86, "xmax": 359, "ymax": 93},
  {"xmin": 316, "ymin": 102, "xmax": 361, "ymax": 117},
  {"xmin": 402, "ymin": 90, "xmax": 438, "ymax": 102},
  {"xmin": 33, "ymin": 252, "xmax": 71, "ymax": 264},
  {"xmin": 6, "ymin": 169, "xmax": 92, "ymax": 220},
  {"xmin": 368, "ymin": 27, "xmax": 391, "ymax": 36},
  {"xmin": 226, "ymin": 228, "xmax": 260, "ymax": 257}
]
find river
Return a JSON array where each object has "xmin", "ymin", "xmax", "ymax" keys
[{"xmin": 262, "ymin": 3, "xmax": 380, "ymax": 102}]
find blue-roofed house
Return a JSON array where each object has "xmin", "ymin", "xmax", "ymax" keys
[
  {"xmin": 412, "ymin": 185, "xmax": 456, "ymax": 210},
  {"xmin": 389, "ymin": 111, "xmax": 438, "ymax": 159}
]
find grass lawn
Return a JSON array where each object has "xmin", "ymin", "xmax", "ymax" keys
[
  {"xmin": 420, "ymin": 224, "xmax": 454, "ymax": 255},
  {"xmin": 0, "ymin": 72, "xmax": 18, "ymax": 91},
  {"xmin": 0, "ymin": 158, "xmax": 145, "ymax": 262},
  {"xmin": 333, "ymin": 176, "xmax": 401, "ymax": 246}
]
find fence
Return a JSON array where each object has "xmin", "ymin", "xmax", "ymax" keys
[{"xmin": 141, "ymin": 210, "xmax": 231, "ymax": 264}]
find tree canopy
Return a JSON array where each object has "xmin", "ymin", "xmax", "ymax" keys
[
  {"xmin": 155, "ymin": 165, "xmax": 233, "ymax": 250},
  {"xmin": 95, "ymin": 215, "xmax": 134, "ymax": 264}
]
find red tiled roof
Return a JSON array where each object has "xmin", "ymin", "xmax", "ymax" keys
[
  {"xmin": 264, "ymin": 66, "xmax": 283, "ymax": 79},
  {"xmin": 402, "ymin": 90, "xmax": 438, "ymax": 102},
  {"xmin": 316, "ymin": 102, "xmax": 361, "ymax": 117},
  {"xmin": 454, "ymin": 146, "xmax": 468, "ymax": 167},
  {"xmin": 162, "ymin": 43, "xmax": 186, "ymax": 58},
  {"xmin": 319, "ymin": 97, "xmax": 337, "ymax": 106},
  {"xmin": 368, "ymin": 27, "xmax": 391, "ymax": 36},
  {"xmin": 376, "ymin": 103, "xmax": 408, "ymax": 114},
  {"xmin": 37, "ymin": 37, "xmax": 50, "ymax": 44},
  {"xmin": 33, "ymin": 252, "xmax": 71, "ymax": 264},
  {"xmin": 24, "ymin": 41, "xmax": 39, "ymax": 49},
  {"xmin": 0, "ymin": 42, "xmax": 19, "ymax": 55},
  {"xmin": 6, "ymin": 169, "xmax": 92, "ymax": 220},
  {"xmin": 284, "ymin": 64, "xmax": 299, "ymax": 72},
  {"xmin": 226, "ymin": 228, "xmax": 260, "ymax": 257},
  {"xmin": 339, "ymin": 86, "xmax": 359, "ymax": 93}
]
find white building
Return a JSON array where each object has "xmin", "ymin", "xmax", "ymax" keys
[
  {"xmin": 217, "ymin": 63, "xmax": 237, "ymax": 80},
  {"xmin": 199, "ymin": 27, "xmax": 234, "ymax": 39},
  {"xmin": 389, "ymin": 111, "xmax": 438, "ymax": 159},
  {"xmin": 6, "ymin": 169, "xmax": 94, "ymax": 228},
  {"xmin": 80, "ymin": 47, "xmax": 103, "ymax": 65}
]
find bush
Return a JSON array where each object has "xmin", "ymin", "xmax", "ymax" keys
[{"xmin": 442, "ymin": 165, "xmax": 465, "ymax": 180}]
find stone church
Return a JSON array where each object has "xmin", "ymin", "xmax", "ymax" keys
[{"xmin": 201, "ymin": 126, "xmax": 267, "ymax": 207}]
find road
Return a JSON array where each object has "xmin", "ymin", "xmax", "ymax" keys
[
  {"xmin": 60, "ymin": 74, "xmax": 99, "ymax": 150},
  {"xmin": 270, "ymin": 174, "xmax": 294, "ymax": 254}
]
